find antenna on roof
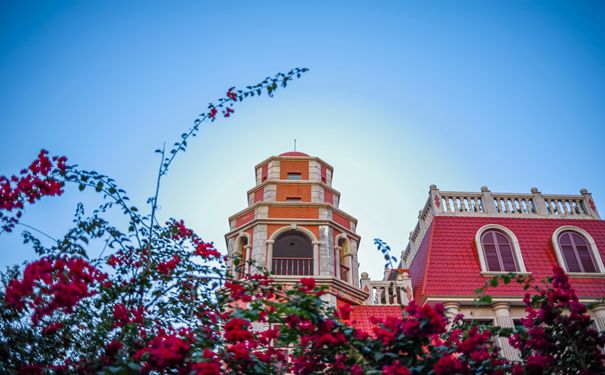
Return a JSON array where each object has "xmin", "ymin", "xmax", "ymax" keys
[{"xmin": 294, "ymin": 139, "xmax": 297, "ymax": 151}]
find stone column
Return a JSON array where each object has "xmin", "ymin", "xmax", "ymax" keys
[
  {"xmin": 265, "ymin": 240, "xmax": 274, "ymax": 273},
  {"xmin": 250, "ymin": 225, "xmax": 267, "ymax": 275},
  {"xmin": 591, "ymin": 304, "xmax": 605, "ymax": 332},
  {"xmin": 334, "ymin": 246, "xmax": 342, "ymax": 280},
  {"xmin": 344, "ymin": 254, "xmax": 353, "ymax": 284},
  {"xmin": 313, "ymin": 241, "xmax": 320, "ymax": 276},
  {"xmin": 443, "ymin": 302, "xmax": 461, "ymax": 329},
  {"xmin": 492, "ymin": 302, "xmax": 519, "ymax": 360},
  {"xmin": 244, "ymin": 244, "xmax": 252, "ymax": 275}
]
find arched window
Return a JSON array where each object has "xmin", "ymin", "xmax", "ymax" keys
[
  {"xmin": 481, "ymin": 230, "xmax": 518, "ymax": 272},
  {"xmin": 272, "ymin": 230, "xmax": 313, "ymax": 275},
  {"xmin": 553, "ymin": 227, "xmax": 603, "ymax": 274},
  {"xmin": 232, "ymin": 234, "xmax": 249, "ymax": 279},
  {"xmin": 476, "ymin": 225, "xmax": 526, "ymax": 273}
]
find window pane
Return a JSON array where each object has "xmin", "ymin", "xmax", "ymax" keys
[
  {"xmin": 561, "ymin": 245, "xmax": 581, "ymax": 272},
  {"xmin": 577, "ymin": 246, "xmax": 597, "ymax": 273},
  {"xmin": 482, "ymin": 232, "xmax": 495, "ymax": 245},
  {"xmin": 570, "ymin": 232, "xmax": 588, "ymax": 247},
  {"xmin": 287, "ymin": 173, "xmax": 301, "ymax": 180},
  {"xmin": 559, "ymin": 233, "xmax": 572, "ymax": 245},
  {"xmin": 494, "ymin": 232, "xmax": 510, "ymax": 246},
  {"xmin": 499, "ymin": 244, "xmax": 517, "ymax": 271},
  {"xmin": 483, "ymin": 244, "xmax": 501, "ymax": 271}
]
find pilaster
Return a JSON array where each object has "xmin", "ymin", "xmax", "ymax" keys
[{"xmin": 491, "ymin": 302, "xmax": 519, "ymax": 360}]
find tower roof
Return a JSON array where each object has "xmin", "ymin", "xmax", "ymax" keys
[{"xmin": 279, "ymin": 151, "xmax": 309, "ymax": 157}]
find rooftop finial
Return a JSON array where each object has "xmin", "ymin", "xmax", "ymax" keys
[{"xmin": 294, "ymin": 139, "xmax": 296, "ymax": 151}]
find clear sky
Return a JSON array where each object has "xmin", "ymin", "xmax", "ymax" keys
[{"xmin": 1, "ymin": 1, "xmax": 604, "ymax": 279}]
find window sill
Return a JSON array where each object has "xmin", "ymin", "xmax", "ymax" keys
[
  {"xmin": 566, "ymin": 272, "xmax": 605, "ymax": 278},
  {"xmin": 480, "ymin": 271, "xmax": 531, "ymax": 277}
]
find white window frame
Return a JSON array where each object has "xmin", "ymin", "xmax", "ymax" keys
[
  {"xmin": 552, "ymin": 226, "xmax": 605, "ymax": 276},
  {"xmin": 475, "ymin": 224, "xmax": 528, "ymax": 275}
]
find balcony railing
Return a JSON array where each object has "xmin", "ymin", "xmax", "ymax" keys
[
  {"xmin": 272, "ymin": 257, "xmax": 313, "ymax": 276},
  {"xmin": 360, "ymin": 272, "xmax": 413, "ymax": 306}
]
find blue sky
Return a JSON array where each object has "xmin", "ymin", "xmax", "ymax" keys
[{"xmin": 1, "ymin": 1, "xmax": 604, "ymax": 279}]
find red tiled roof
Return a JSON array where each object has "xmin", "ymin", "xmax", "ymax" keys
[
  {"xmin": 343, "ymin": 305, "xmax": 403, "ymax": 334},
  {"xmin": 409, "ymin": 217, "xmax": 605, "ymax": 303},
  {"xmin": 279, "ymin": 151, "xmax": 309, "ymax": 157}
]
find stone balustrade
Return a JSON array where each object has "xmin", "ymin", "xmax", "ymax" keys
[
  {"xmin": 402, "ymin": 185, "xmax": 600, "ymax": 267},
  {"xmin": 360, "ymin": 272, "xmax": 413, "ymax": 306}
]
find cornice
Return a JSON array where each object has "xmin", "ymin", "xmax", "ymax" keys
[
  {"xmin": 225, "ymin": 218, "xmax": 361, "ymax": 242},
  {"xmin": 227, "ymin": 201, "xmax": 358, "ymax": 224},
  {"xmin": 246, "ymin": 179, "xmax": 341, "ymax": 196},
  {"xmin": 254, "ymin": 155, "xmax": 334, "ymax": 170}
]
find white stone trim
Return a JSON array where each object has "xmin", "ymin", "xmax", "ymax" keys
[
  {"xmin": 268, "ymin": 224, "xmax": 319, "ymax": 242},
  {"xmin": 551, "ymin": 226, "xmax": 605, "ymax": 274},
  {"xmin": 475, "ymin": 224, "xmax": 527, "ymax": 273}
]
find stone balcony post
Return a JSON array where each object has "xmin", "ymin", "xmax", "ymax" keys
[
  {"xmin": 530, "ymin": 187, "xmax": 548, "ymax": 216},
  {"xmin": 581, "ymin": 188, "xmax": 601, "ymax": 219},
  {"xmin": 429, "ymin": 184, "xmax": 442, "ymax": 215},
  {"xmin": 481, "ymin": 186, "xmax": 496, "ymax": 214},
  {"xmin": 360, "ymin": 272, "xmax": 373, "ymax": 304}
]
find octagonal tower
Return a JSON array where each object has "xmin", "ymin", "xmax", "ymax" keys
[{"xmin": 225, "ymin": 151, "xmax": 366, "ymax": 305}]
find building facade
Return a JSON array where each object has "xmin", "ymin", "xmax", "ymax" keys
[{"xmin": 225, "ymin": 152, "xmax": 605, "ymax": 352}]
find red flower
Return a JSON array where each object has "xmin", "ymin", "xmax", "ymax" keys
[
  {"xmin": 433, "ymin": 355, "xmax": 465, "ymax": 375},
  {"xmin": 224, "ymin": 317, "xmax": 253, "ymax": 342},
  {"xmin": 208, "ymin": 107, "xmax": 218, "ymax": 120},
  {"xmin": 42, "ymin": 322, "xmax": 64, "ymax": 335},
  {"xmin": 226, "ymin": 88, "xmax": 238, "ymax": 101},
  {"xmin": 299, "ymin": 277, "xmax": 315, "ymax": 292},
  {"xmin": 382, "ymin": 360, "xmax": 410, "ymax": 375},
  {"xmin": 158, "ymin": 255, "xmax": 180, "ymax": 275}
]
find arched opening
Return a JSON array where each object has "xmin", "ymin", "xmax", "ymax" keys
[
  {"xmin": 272, "ymin": 230, "xmax": 313, "ymax": 275},
  {"xmin": 234, "ymin": 235, "xmax": 248, "ymax": 279},
  {"xmin": 338, "ymin": 237, "xmax": 350, "ymax": 282}
]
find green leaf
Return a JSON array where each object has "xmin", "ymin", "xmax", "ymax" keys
[{"xmin": 78, "ymin": 184, "xmax": 86, "ymax": 191}]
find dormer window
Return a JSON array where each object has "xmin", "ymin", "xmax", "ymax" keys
[
  {"xmin": 552, "ymin": 227, "xmax": 604, "ymax": 274},
  {"xmin": 475, "ymin": 225, "xmax": 527, "ymax": 274},
  {"xmin": 287, "ymin": 173, "xmax": 301, "ymax": 180}
]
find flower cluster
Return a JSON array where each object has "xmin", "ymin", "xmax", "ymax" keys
[
  {"xmin": 0, "ymin": 149, "xmax": 67, "ymax": 231},
  {"xmin": 168, "ymin": 219, "xmax": 221, "ymax": 260},
  {"xmin": 508, "ymin": 266, "xmax": 605, "ymax": 373},
  {"xmin": 4, "ymin": 256, "xmax": 106, "ymax": 324},
  {"xmin": 134, "ymin": 328, "xmax": 194, "ymax": 374},
  {"xmin": 112, "ymin": 303, "xmax": 145, "ymax": 328}
]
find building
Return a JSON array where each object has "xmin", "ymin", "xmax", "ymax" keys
[
  {"xmin": 225, "ymin": 152, "xmax": 605, "ymax": 353},
  {"xmin": 401, "ymin": 185, "xmax": 605, "ymax": 357},
  {"xmin": 225, "ymin": 151, "xmax": 409, "ymax": 321}
]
